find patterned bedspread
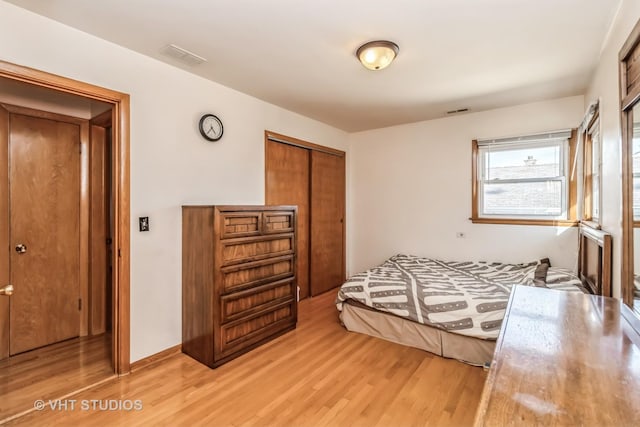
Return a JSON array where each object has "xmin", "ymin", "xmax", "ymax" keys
[{"xmin": 336, "ymin": 254, "xmax": 584, "ymax": 340}]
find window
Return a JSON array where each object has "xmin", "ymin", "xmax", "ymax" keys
[
  {"xmin": 583, "ymin": 115, "xmax": 601, "ymax": 223},
  {"xmin": 472, "ymin": 130, "xmax": 577, "ymax": 226},
  {"xmin": 633, "ymin": 124, "xmax": 640, "ymax": 223}
]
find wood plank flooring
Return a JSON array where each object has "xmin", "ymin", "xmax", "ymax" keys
[
  {"xmin": 7, "ymin": 291, "xmax": 486, "ymax": 426},
  {"xmin": 0, "ymin": 333, "xmax": 113, "ymax": 423}
]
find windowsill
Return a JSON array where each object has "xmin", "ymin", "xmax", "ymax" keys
[
  {"xmin": 470, "ymin": 217, "xmax": 579, "ymax": 227},
  {"xmin": 580, "ymin": 220, "xmax": 601, "ymax": 230}
]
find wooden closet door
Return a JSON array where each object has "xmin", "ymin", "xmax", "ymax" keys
[
  {"xmin": 0, "ymin": 106, "xmax": 8, "ymax": 360},
  {"xmin": 310, "ymin": 151, "xmax": 345, "ymax": 296},
  {"xmin": 265, "ymin": 140, "xmax": 310, "ymax": 299}
]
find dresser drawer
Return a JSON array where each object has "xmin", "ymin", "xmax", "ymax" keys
[
  {"xmin": 262, "ymin": 211, "xmax": 295, "ymax": 234},
  {"xmin": 220, "ymin": 211, "xmax": 262, "ymax": 239},
  {"xmin": 220, "ymin": 234, "xmax": 294, "ymax": 266},
  {"xmin": 218, "ymin": 300, "xmax": 296, "ymax": 357},
  {"xmin": 220, "ymin": 255, "xmax": 294, "ymax": 293},
  {"xmin": 220, "ymin": 278, "xmax": 295, "ymax": 323}
]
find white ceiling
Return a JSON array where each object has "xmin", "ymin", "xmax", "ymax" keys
[{"xmin": 7, "ymin": 0, "xmax": 621, "ymax": 132}]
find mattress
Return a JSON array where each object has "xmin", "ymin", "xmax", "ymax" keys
[{"xmin": 336, "ymin": 254, "xmax": 584, "ymax": 341}]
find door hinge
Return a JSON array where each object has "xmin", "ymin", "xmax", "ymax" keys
[{"xmin": 78, "ymin": 298, "xmax": 82, "ymax": 311}]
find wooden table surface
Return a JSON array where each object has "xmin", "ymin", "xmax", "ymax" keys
[{"xmin": 474, "ymin": 285, "xmax": 640, "ymax": 426}]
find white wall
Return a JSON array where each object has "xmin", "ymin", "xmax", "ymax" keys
[
  {"xmin": 0, "ymin": 1, "xmax": 348, "ymax": 362},
  {"xmin": 347, "ymin": 96, "xmax": 584, "ymax": 274},
  {"xmin": 585, "ymin": 0, "xmax": 640, "ymax": 298}
]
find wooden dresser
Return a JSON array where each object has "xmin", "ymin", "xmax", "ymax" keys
[
  {"xmin": 182, "ymin": 205, "xmax": 298, "ymax": 368},
  {"xmin": 474, "ymin": 285, "xmax": 640, "ymax": 426}
]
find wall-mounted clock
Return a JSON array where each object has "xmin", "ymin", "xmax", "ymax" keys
[{"xmin": 198, "ymin": 114, "xmax": 224, "ymax": 141}]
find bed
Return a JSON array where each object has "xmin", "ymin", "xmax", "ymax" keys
[{"xmin": 336, "ymin": 225, "xmax": 612, "ymax": 366}]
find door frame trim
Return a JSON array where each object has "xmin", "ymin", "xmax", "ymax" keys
[
  {"xmin": 265, "ymin": 130, "xmax": 346, "ymax": 157},
  {"xmin": 0, "ymin": 60, "xmax": 131, "ymax": 374}
]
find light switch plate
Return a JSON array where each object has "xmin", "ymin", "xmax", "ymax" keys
[{"xmin": 139, "ymin": 217, "xmax": 150, "ymax": 232}]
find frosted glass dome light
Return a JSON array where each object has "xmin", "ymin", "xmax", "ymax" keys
[{"xmin": 356, "ymin": 40, "xmax": 399, "ymax": 71}]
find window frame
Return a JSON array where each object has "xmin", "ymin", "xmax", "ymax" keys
[{"xmin": 471, "ymin": 130, "xmax": 578, "ymax": 226}]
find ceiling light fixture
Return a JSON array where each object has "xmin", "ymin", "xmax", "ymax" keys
[{"xmin": 356, "ymin": 40, "xmax": 399, "ymax": 71}]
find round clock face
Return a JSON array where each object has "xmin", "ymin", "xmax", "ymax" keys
[{"xmin": 199, "ymin": 114, "xmax": 224, "ymax": 141}]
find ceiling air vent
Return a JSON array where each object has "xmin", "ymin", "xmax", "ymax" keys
[
  {"xmin": 161, "ymin": 44, "xmax": 207, "ymax": 66},
  {"xmin": 446, "ymin": 108, "xmax": 469, "ymax": 115}
]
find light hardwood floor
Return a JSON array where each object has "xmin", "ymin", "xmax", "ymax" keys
[
  {"xmin": 7, "ymin": 291, "xmax": 486, "ymax": 426},
  {"xmin": 0, "ymin": 333, "xmax": 114, "ymax": 423}
]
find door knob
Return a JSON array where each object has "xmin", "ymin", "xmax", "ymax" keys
[
  {"xmin": 15, "ymin": 244, "xmax": 26, "ymax": 254},
  {"xmin": 0, "ymin": 284, "xmax": 13, "ymax": 296}
]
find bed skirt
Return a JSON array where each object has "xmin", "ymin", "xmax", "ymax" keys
[{"xmin": 340, "ymin": 300, "xmax": 496, "ymax": 366}]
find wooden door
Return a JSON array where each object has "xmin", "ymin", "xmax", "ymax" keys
[
  {"xmin": 8, "ymin": 113, "xmax": 81, "ymax": 355},
  {"xmin": 89, "ymin": 122, "xmax": 111, "ymax": 335},
  {"xmin": 0, "ymin": 106, "xmax": 9, "ymax": 360},
  {"xmin": 310, "ymin": 151, "xmax": 345, "ymax": 296},
  {"xmin": 265, "ymin": 140, "xmax": 311, "ymax": 299}
]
